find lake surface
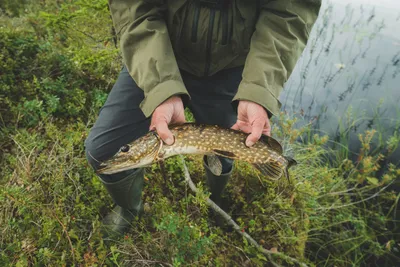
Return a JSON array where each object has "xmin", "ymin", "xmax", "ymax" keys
[{"xmin": 280, "ymin": 0, "xmax": 400, "ymax": 169}]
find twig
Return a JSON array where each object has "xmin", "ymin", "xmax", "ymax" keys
[
  {"xmin": 316, "ymin": 181, "xmax": 394, "ymax": 210},
  {"xmin": 52, "ymin": 211, "xmax": 76, "ymax": 262},
  {"xmin": 158, "ymin": 160, "xmax": 169, "ymax": 195},
  {"xmin": 179, "ymin": 156, "xmax": 308, "ymax": 267},
  {"xmin": 218, "ymin": 238, "xmax": 253, "ymax": 263},
  {"xmin": 129, "ymin": 259, "xmax": 173, "ymax": 267}
]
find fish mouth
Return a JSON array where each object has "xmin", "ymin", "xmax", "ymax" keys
[
  {"xmin": 96, "ymin": 158, "xmax": 152, "ymax": 175},
  {"xmin": 96, "ymin": 163, "xmax": 130, "ymax": 175},
  {"xmin": 96, "ymin": 163, "xmax": 114, "ymax": 175},
  {"xmin": 96, "ymin": 161, "xmax": 128, "ymax": 175}
]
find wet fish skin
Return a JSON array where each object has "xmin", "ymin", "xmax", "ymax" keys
[{"xmin": 97, "ymin": 123, "xmax": 296, "ymax": 180}]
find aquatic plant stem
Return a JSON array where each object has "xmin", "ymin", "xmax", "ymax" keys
[{"xmin": 179, "ymin": 156, "xmax": 308, "ymax": 267}]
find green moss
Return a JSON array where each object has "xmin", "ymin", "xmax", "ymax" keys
[{"xmin": 0, "ymin": 1, "xmax": 399, "ymax": 266}]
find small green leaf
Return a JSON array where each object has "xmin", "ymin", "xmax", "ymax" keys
[
  {"xmin": 68, "ymin": 229, "xmax": 79, "ymax": 240},
  {"xmin": 367, "ymin": 177, "xmax": 379, "ymax": 185},
  {"xmin": 256, "ymin": 253, "xmax": 268, "ymax": 261}
]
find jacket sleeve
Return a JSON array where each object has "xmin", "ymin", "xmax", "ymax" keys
[
  {"xmin": 109, "ymin": 0, "xmax": 189, "ymax": 118},
  {"xmin": 233, "ymin": 0, "xmax": 321, "ymax": 117}
]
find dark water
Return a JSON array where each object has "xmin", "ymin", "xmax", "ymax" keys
[{"xmin": 280, "ymin": 0, "xmax": 400, "ymax": 168}]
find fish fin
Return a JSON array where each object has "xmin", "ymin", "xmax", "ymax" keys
[
  {"xmin": 252, "ymin": 162, "xmax": 283, "ymax": 180},
  {"xmin": 206, "ymin": 154, "xmax": 223, "ymax": 176},
  {"xmin": 259, "ymin": 135, "xmax": 283, "ymax": 154},
  {"xmin": 212, "ymin": 149, "xmax": 236, "ymax": 159}
]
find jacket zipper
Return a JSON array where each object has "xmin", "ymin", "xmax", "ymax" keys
[
  {"xmin": 204, "ymin": 8, "xmax": 216, "ymax": 76},
  {"xmin": 191, "ymin": 3, "xmax": 201, "ymax": 42}
]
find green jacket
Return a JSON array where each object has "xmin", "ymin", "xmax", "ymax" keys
[{"xmin": 108, "ymin": 0, "xmax": 321, "ymax": 118}]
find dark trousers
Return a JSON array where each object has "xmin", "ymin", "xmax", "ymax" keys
[{"xmin": 85, "ymin": 66, "xmax": 244, "ymax": 182}]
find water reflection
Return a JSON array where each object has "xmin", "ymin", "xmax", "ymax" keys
[{"xmin": 280, "ymin": 0, "xmax": 400, "ymax": 169}]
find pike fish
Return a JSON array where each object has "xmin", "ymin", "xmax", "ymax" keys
[{"xmin": 97, "ymin": 123, "xmax": 297, "ymax": 181}]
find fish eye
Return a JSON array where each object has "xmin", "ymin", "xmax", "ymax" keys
[{"xmin": 120, "ymin": 145, "xmax": 130, "ymax": 153}]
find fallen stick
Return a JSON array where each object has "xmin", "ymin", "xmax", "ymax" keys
[
  {"xmin": 52, "ymin": 211, "xmax": 76, "ymax": 263},
  {"xmin": 179, "ymin": 156, "xmax": 308, "ymax": 267}
]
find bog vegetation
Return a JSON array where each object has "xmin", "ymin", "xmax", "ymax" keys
[{"xmin": 0, "ymin": 0, "xmax": 399, "ymax": 266}]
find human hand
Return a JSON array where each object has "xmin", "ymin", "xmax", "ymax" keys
[
  {"xmin": 149, "ymin": 95, "xmax": 185, "ymax": 145},
  {"xmin": 231, "ymin": 100, "xmax": 271, "ymax": 147}
]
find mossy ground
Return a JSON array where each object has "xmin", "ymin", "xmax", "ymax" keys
[{"xmin": 0, "ymin": 1, "xmax": 399, "ymax": 266}]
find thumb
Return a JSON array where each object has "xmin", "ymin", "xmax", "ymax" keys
[
  {"xmin": 231, "ymin": 122, "xmax": 240, "ymax": 131},
  {"xmin": 155, "ymin": 119, "xmax": 174, "ymax": 145},
  {"xmin": 246, "ymin": 119, "xmax": 264, "ymax": 147}
]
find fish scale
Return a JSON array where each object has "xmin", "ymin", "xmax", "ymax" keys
[{"xmin": 97, "ymin": 123, "xmax": 297, "ymax": 181}]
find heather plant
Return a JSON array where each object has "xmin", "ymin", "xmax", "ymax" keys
[
  {"xmin": 0, "ymin": 1, "xmax": 399, "ymax": 266},
  {"xmin": 1, "ymin": 113, "xmax": 398, "ymax": 266},
  {"xmin": 0, "ymin": 0, "xmax": 117, "ymax": 128}
]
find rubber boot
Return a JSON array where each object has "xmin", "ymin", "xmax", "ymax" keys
[
  {"xmin": 204, "ymin": 157, "xmax": 232, "ymax": 227},
  {"xmin": 100, "ymin": 168, "xmax": 144, "ymax": 239}
]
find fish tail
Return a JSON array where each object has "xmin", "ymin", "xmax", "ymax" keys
[
  {"xmin": 285, "ymin": 156, "xmax": 298, "ymax": 169},
  {"xmin": 283, "ymin": 167, "xmax": 291, "ymax": 184},
  {"xmin": 284, "ymin": 156, "xmax": 297, "ymax": 184}
]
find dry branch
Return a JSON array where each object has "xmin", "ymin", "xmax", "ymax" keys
[
  {"xmin": 179, "ymin": 156, "xmax": 308, "ymax": 267},
  {"xmin": 52, "ymin": 211, "xmax": 76, "ymax": 263}
]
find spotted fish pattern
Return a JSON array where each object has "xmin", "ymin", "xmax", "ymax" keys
[{"xmin": 97, "ymin": 123, "xmax": 297, "ymax": 181}]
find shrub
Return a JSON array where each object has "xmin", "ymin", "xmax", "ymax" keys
[{"xmin": 0, "ymin": 28, "xmax": 116, "ymax": 127}]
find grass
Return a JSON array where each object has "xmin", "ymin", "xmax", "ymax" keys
[
  {"xmin": 1, "ymin": 113, "xmax": 399, "ymax": 266},
  {"xmin": 0, "ymin": 0, "xmax": 399, "ymax": 266}
]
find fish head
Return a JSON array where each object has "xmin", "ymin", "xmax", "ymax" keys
[{"xmin": 97, "ymin": 132, "xmax": 161, "ymax": 175}]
